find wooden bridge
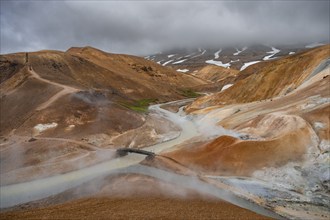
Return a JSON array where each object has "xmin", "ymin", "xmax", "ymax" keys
[{"xmin": 116, "ymin": 148, "xmax": 156, "ymax": 157}]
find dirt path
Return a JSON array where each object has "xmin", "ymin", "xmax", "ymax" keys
[
  {"xmin": 12, "ymin": 135, "xmax": 106, "ymax": 152},
  {"xmin": 33, "ymin": 136, "xmax": 106, "ymax": 151},
  {"xmin": 28, "ymin": 66, "xmax": 79, "ymax": 110}
]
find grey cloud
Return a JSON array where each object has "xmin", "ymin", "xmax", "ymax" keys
[{"xmin": 1, "ymin": 1, "xmax": 329, "ymax": 55}]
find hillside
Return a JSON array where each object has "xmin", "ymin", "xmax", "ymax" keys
[
  {"xmin": 192, "ymin": 65, "xmax": 238, "ymax": 83},
  {"xmin": 188, "ymin": 45, "xmax": 330, "ymax": 111},
  {"xmin": 1, "ymin": 45, "xmax": 329, "ymax": 220},
  {"xmin": 162, "ymin": 45, "xmax": 330, "ymax": 206},
  {"xmin": 145, "ymin": 44, "xmax": 313, "ymax": 73},
  {"xmin": 0, "ymin": 47, "xmax": 206, "ymax": 136}
]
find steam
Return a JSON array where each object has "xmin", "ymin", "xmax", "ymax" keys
[
  {"xmin": 1, "ymin": 99, "xmax": 242, "ymax": 204},
  {"xmin": 72, "ymin": 90, "xmax": 111, "ymax": 106},
  {"xmin": 1, "ymin": 99, "xmax": 260, "ymax": 218},
  {"xmin": 0, "ymin": 163, "xmax": 283, "ymax": 219},
  {"xmin": 193, "ymin": 114, "xmax": 241, "ymax": 138}
]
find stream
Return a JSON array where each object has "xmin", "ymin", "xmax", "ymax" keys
[
  {"xmin": 0, "ymin": 100, "xmax": 284, "ymax": 219},
  {"xmin": 0, "ymin": 100, "xmax": 200, "ymax": 208}
]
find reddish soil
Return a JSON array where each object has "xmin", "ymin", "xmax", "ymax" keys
[
  {"xmin": 0, "ymin": 197, "xmax": 272, "ymax": 220},
  {"xmin": 188, "ymin": 45, "xmax": 330, "ymax": 110}
]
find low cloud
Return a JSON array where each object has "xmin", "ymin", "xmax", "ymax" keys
[{"xmin": 1, "ymin": 1, "xmax": 329, "ymax": 55}]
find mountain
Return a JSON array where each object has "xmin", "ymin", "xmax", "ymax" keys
[
  {"xmin": 188, "ymin": 45, "xmax": 330, "ymax": 110},
  {"xmin": 1, "ymin": 44, "xmax": 329, "ymax": 220},
  {"xmin": 0, "ymin": 46, "xmax": 205, "ymax": 137},
  {"xmin": 166, "ymin": 44, "xmax": 330, "ymax": 202},
  {"xmin": 144, "ymin": 44, "xmax": 318, "ymax": 73}
]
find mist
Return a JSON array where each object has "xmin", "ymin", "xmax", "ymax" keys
[{"xmin": 1, "ymin": 1, "xmax": 329, "ymax": 55}]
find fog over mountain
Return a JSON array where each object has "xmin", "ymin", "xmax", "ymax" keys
[{"xmin": 1, "ymin": 1, "xmax": 329, "ymax": 55}]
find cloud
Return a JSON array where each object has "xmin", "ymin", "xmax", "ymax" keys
[{"xmin": 1, "ymin": 1, "xmax": 329, "ymax": 55}]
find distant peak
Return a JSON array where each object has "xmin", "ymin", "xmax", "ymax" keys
[{"xmin": 66, "ymin": 46, "xmax": 106, "ymax": 54}]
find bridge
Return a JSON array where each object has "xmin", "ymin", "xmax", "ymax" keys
[{"xmin": 116, "ymin": 148, "xmax": 156, "ymax": 157}]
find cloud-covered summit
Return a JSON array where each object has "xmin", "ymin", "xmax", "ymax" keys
[{"xmin": 1, "ymin": 1, "xmax": 329, "ymax": 55}]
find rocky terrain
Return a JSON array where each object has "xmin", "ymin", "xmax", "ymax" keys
[
  {"xmin": 0, "ymin": 44, "xmax": 329, "ymax": 219},
  {"xmin": 145, "ymin": 43, "xmax": 326, "ymax": 72}
]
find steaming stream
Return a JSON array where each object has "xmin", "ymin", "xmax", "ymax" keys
[
  {"xmin": 0, "ymin": 101, "xmax": 199, "ymax": 208},
  {"xmin": 0, "ymin": 100, "xmax": 283, "ymax": 219}
]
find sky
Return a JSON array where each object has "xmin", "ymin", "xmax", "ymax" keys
[{"xmin": 1, "ymin": 0, "xmax": 329, "ymax": 55}]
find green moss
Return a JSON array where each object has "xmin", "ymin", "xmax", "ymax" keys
[
  {"xmin": 118, "ymin": 98, "xmax": 158, "ymax": 113},
  {"xmin": 180, "ymin": 89, "xmax": 201, "ymax": 98}
]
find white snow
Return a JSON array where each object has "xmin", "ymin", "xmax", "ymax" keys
[
  {"xmin": 305, "ymin": 42, "xmax": 325, "ymax": 48},
  {"xmin": 162, "ymin": 60, "xmax": 173, "ymax": 66},
  {"xmin": 176, "ymin": 69, "xmax": 189, "ymax": 73},
  {"xmin": 263, "ymin": 47, "xmax": 280, "ymax": 60},
  {"xmin": 184, "ymin": 52, "xmax": 197, "ymax": 58},
  {"xmin": 214, "ymin": 49, "xmax": 222, "ymax": 59},
  {"xmin": 34, "ymin": 122, "xmax": 58, "ymax": 132},
  {"xmin": 167, "ymin": 54, "xmax": 175, "ymax": 58},
  {"xmin": 191, "ymin": 49, "xmax": 206, "ymax": 58},
  {"xmin": 233, "ymin": 47, "xmax": 247, "ymax": 56},
  {"xmin": 289, "ymin": 52, "xmax": 295, "ymax": 55},
  {"xmin": 205, "ymin": 60, "xmax": 231, "ymax": 68},
  {"xmin": 145, "ymin": 56, "xmax": 156, "ymax": 60},
  {"xmin": 240, "ymin": 61, "xmax": 261, "ymax": 71},
  {"xmin": 172, "ymin": 59, "xmax": 187, "ymax": 64},
  {"xmin": 221, "ymin": 84, "xmax": 233, "ymax": 91},
  {"xmin": 230, "ymin": 59, "xmax": 240, "ymax": 63}
]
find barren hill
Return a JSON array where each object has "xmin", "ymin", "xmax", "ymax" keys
[
  {"xmin": 145, "ymin": 44, "xmax": 312, "ymax": 73},
  {"xmin": 188, "ymin": 45, "xmax": 330, "ymax": 111},
  {"xmin": 0, "ymin": 47, "xmax": 206, "ymax": 137},
  {"xmin": 1, "ymin": 45, "xmax": 329, "ymax": 220}
]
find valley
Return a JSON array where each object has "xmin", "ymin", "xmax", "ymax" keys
[{"xmin": 0, "ymin": 44, "xmax": 329, "ymax": 219}]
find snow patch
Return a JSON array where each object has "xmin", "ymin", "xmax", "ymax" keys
[
  {"xmin": 162, "ymin": 60, "xmax": 173, "ymax": 66},
  {"xmin": 233, "ymin": 47, "xmax": 247, "ymax": 55},
  {"xmin": 176, "ymin": 69, "xmax": 189, "ymax": 73},
  {"xmin": 263, "ymin": 47, "xmax": 280, "ymax": 60},
  {"xmin": 214, "ymin": 49, "xmax": 222, "ymax": 59},
  {"xmin": 191, "ymin": 50, "xmax": 206, "ymax": 59},
  {"xmin": 205, "ymin": 60, "xmax": 231, "ymax": 68},
  {"xmin": 172, "ymin": 59, "xmax": 187, "ymax": 64},
  {"xmin": 289, "ymin": 52, "xmax": 295, "ymax": 55},
  {"xmin": 184, "ymin": 52, "xmax": 197, "ymax": 58},
  {"xmin": 34, "ymin": 122, "xmax": 58, "ymax": 132},
  {"xmin": 240, "ymin": 61, "xmax": 261, "ymax": 71},
  {"xmin": 221, "ymin": 84, "xmax": 233, "ymax": 91},
  {"xmin": 167, "ymin": 54, "xmax": 175, "ymax": 58},
  {"xmin": 305, "ymin": 42, "xmax": 325, "ymax": 48}
]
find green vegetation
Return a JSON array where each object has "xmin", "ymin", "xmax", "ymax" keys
[
  {"xmin": 119, "ymin": 98, "xmax": 158, "ymax": 113},
  {"xmin": 180, "ymin": 89, "xmax": 201, "ymax": 98}
]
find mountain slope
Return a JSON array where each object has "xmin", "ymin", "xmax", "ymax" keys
[
  {"xmin": 192, "ymin": 65, "xmax": 239, "ymax": 83},
  {"xmin": 188, "ymin": 45, "xmax": 330, "ymax": 111},
  {"xmin": 166, "ymin": 62, "xmax": 329, "ymax": 177},
  {"xmin": 0, "ymin": 47, "xmax": 206, "ymax": 137},
  {"xmin": 145, "ymin": 44, "xmax": 313, "ymax": 72}
]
